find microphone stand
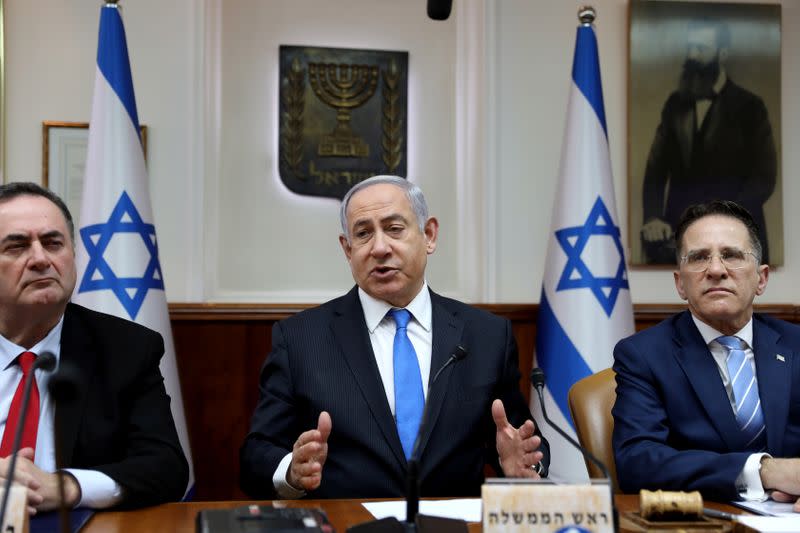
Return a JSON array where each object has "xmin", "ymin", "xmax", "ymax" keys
[
  {"xmin": 0, "ymin": 352, "xmax": 57, "ymax": 528},
  {"xmin": 404, "ymin": 345, "xmax": 467, "ymax": 530},
  {"xmin": 348, "ymin": 346, "xmax": 468, "ymax": 533},
  {"xmin": 531, "ymin": 368, "xmax": 618, "ymax": 533},
  {"xmin": 49, "ymin": 361, "xmax": 81, "ymax": 533}
]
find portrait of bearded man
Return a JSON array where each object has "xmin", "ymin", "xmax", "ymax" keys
[{"xmin": 627, "ymin": 3, "xmax": 781, "ymax": 265}]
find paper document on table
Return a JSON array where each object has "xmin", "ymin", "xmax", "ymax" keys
[
  {"xmin": 732, "ymin": 499, "xmax": 798, "ymax": 517},
  {"xmin": 734, "ymin": 515, "xmax": 800, "ymax": 532},
  {"xmin": 362, "ymin": 499, "xmax": 482, "ymax": 522}
]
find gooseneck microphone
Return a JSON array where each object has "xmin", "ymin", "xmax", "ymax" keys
[
  {"xmin": 406, "ymin": 345, "xmax": 468, "ymax": 528},
  {"xmin": 0, "ymin": 351, "xmax": 57, "ymax": 528},
  {"xmin": 531, "ymin": 367, "xmax": 618, "ymax": 532},
  {"xmin": 49, "ymin": 360, "xmax": 82, "ymax": 533}
]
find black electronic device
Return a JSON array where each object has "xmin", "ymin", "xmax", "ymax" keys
[{"xmin": 196, "ymin": 505, "xmax": 334, "ymax": 533}]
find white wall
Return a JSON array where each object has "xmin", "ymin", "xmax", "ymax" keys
[
  {"xmin": 4, "ymin": 0, "xmax": 799, "ymax": 304},
  {"xmin": 491, "ymin": 0, "xmax": 800, "ymax": 304},
  {"xmin": 5, "ymin": 0, "xmax": 205, "ymax": 300}
]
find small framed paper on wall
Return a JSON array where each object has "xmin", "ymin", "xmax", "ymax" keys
[{"xmin": 42, "ymin": 121, "xmax": 147, "ymax": 219}]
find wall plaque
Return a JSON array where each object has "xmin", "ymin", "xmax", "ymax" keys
[{"xmin": 279, "ymin": 45, "xmax": 409, "ymax": 199}]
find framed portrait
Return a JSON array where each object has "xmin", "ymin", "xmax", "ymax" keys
[
  {"xmin": 42, "ymin": 121, "xmax": 147, "ymax": 219},
  {"xmin": 628, "ymin": 0, "xmax": 782, "ymax": 266}
]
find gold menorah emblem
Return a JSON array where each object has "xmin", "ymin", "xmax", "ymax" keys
[{"xmin": 308, "ymin": 63, "xmax": 379, "ymax": 157}]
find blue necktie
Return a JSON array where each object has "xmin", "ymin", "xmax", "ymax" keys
[
  {"xmin": 717, "ymin": 336, "xmax": 766, "ymax": 450},
  {"xmin": 391, "ymin": 308, "xmax": 424, "ymax": 460}
]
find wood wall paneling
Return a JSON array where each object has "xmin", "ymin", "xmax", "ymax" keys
[{"xmin": 170, "ymin": 303, "xmax": 799, "ymax": 501}]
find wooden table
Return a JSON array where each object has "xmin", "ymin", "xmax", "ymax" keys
[{"xmin": 80, "ymin": 495, "xmax": 746, "ymax": 533}]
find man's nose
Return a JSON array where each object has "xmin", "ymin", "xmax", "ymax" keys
[
  {"xmin": 370, "ymin": 231, "xmax": 391, "ymax": 256},
  {"xmin": 705, "ymin": 254, "xmax": 728, "ymax": 276},
  {"xmin": 27, "ymin": 242, "xmax": 50, "ymax": 268}
]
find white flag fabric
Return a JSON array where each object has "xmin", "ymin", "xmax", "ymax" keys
[
  {"xmin": 533, "ymin": 21, "xmax": 635, "ymax": 482},
  {"xmin": 73, "ymin": 4, "xmax": 194, "ymax": 497}
]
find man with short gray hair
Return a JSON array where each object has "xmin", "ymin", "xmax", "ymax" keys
[{"xmin": 241, "ymin": 175, "xmax": 550, "ymax": 498}]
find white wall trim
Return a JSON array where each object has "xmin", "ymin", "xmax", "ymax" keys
[
  {"xmin": 203, "ymin": 0, "xmax": 223, "ymax": 301},
  {"xmin": 454, "ymin": 0, "xmax": 489, "ymax": 302},
  {"xmin": 483, "ymin": 0, "xmax": 499, "ymax": 302}
]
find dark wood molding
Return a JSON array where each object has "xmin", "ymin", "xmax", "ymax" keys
[{"xmin": 168, "ymin": 302, "xmax": 800, "ymax": 322}]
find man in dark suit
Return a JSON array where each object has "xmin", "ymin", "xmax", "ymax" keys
[
  {"xmin": 0, "ymin": 182, "xmax": 188, "ymax": 512},
  {"xmin": 613, "ymin": 200, "xmax": 800, "ymax": 510},
  {"xmin": 241, "ymin": 175, "xmax": 549, "ymax": 498},
  {"xmin": 640, "ymin": 18, "xmax": 777, "ymax": 264}
]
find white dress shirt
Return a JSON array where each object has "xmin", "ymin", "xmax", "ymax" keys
[
  {"xmin": 273, "ymin": 283, "xmax": 434, "ymax": 498},
  {"xmin": 0, "ymin": 318, "xmax": 123, "ymax": 508},
  {"xmin": 691, "ymin": 315, "xmax": 768, "ymax": 500}
]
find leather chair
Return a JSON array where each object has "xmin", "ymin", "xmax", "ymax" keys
[{"xmin": 567, "ymin": 368, "xmax": 619, "ymax": 492}]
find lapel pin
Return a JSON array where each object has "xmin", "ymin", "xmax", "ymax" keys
[{"xmin": 776, "ymin": 354, "xmax": 785, "ymax": 362}]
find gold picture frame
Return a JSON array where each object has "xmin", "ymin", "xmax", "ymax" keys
[{"xmin": 42, "ymin": 121, "xmax": 147, "ymax": 219}]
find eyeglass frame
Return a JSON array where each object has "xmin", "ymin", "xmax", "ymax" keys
[{"xmin": 679, "ymin": 249, "xmax": 759, "ymax": 272}]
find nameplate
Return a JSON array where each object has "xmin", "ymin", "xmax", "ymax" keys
[
  {"xmin": 0, "ymin": 484, "xmax": 29, "ymax": 533},
  {"xmin": 482, "ymin": 479, "xmax": 613, "ymax": 532}
]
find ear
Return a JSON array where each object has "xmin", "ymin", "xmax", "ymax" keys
[
  {"xmin": 423, "ymin": 217, "xmax": 439, "ymax": 255},
  {"xmin": 719, "ymin": 47, "xmax": 729, "ymax": 63},
  {"xmin": 754, "ymin": 264, "xmax": 769, "ymax": 296},
  {"xmin": 339, "ymin": 234, "xmax": 352, "ymax": 261},
  {"xmin": 674, "ymin": 269, "xmax": 688, "ymax": 300}
]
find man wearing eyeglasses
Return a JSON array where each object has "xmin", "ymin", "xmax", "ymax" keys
[{"xmin": 613, "ymin": 200, "xmax": 800, "ymax": 510}]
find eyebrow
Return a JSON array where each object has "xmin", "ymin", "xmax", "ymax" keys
[
  {"xmin": 351, "ymin": 213, "xmax": 407, "ymax": 229},
  {"xmin": 0, "ymin": 230, "xmax": 66, "ymax": 245}
]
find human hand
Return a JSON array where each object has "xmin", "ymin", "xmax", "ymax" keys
[
  {"xmin": 770, "ymin": 491, "xmax": 800, "ymax": 512},
  {"xmin": 0, "ymin": 448, "xmax": 81, "ymax": 514},
  {"xmin": 641, "ymin": 218, "xmax": 673, "ymax": 242},
  {"xmin": 287, "ymin": 412, "xmax": 332, "ymax": 491},
  {"xmin": 761, "ymin": 458, "xmax": 800, "ymax": 512},
  {"xmin": 492, "ymin": 399, "xmax": 544, "ymax": 478}
]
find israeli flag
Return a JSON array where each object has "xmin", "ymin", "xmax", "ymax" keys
[
  {"xmin": 73, "ymin": 3, "xmax": 194, "ymax": 497},
  {"xmin": 533, "ymin": 20, "xmax": 634, "ymax": 482}
]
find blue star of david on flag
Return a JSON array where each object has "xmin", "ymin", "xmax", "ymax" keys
[
  {"xmin": 78, "ymin": 192, "xmax": 164, "ymax": 320},
  {"xmin": 555, "ymin": 196, "xmax": 629, "ymax": 317}
]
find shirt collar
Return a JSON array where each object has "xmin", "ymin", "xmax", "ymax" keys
[
  {"xmin": 0, "ymin": 316, "xmax": 64, "ymax": 370},
  {"xmin": 691, "ymin": 313, "xmax": 753, "ymax": 349},
  {"xmin": 358, "ymin": 282, "xmax": 433, "ymax": 333}
]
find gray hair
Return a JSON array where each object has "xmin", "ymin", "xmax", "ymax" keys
[{"xmin": 339, "ymin": 175, "xmax": 429, "ymax": 242}]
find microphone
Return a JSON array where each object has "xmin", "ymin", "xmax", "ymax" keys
[
  {"xmin": 0, "ymin": 351, "xmax": 57, "ymax": 528},
  {"xmin": 426, "ymin": 0, "xmax": 453, "ymax": 20},
  {"xmin": 406, "ymin": 345, "xmax": 468, "ymax": 528},
  {"xmin": 531, "ymin": 368, "xmax": 618, "ymax": 532},
  {"xmin": 349, "ymin": 346, "xmax": 468, "ymax": 533},
  {"xmin": 49, "ymin": 361, "xmax": 82, "ymax": 533}
]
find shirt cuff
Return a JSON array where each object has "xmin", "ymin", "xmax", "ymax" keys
[
  {"xmin": 65, "ymin": 468, "xmax": 124, "ymax": 509},
  {"xmin": 272, "ymin": 452, "xmax": 306, "ymax": 499},
  {"xmin": 736, "ymin": 453, "xmax": 770, "ymax": 501}
]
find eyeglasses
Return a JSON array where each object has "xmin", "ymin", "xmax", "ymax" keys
[{"xmin": 680, "ymin": 249, "xmax": 757, "ymax": 272}]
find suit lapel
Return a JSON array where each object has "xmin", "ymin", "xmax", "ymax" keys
[
  {"xmin": 56, "ymin": 304, "xmax": 94, "ymax": 466},
  {"xmin": 414, "ymin": 292, "xmax": 464, "ymax": 459},
  {"xmin": 330, "ymin": 288, "xmax": 406, "ymax": 467},
  {"xmin": 752, "ymin": 317, "xmax": 792, "ymax": 456},
  {"xmin": 672, "ymin": 312, "xmax": 743, "ymax": 451}
]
